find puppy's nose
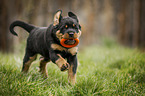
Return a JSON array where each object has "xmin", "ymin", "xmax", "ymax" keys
[{"xmin": 69, "ymin": 32, "xmax": 74, "ymax": 37}]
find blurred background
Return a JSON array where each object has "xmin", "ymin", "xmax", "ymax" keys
[{"xmin": 0, "ymin": 0, "xmax": 145, "ymax": 53}]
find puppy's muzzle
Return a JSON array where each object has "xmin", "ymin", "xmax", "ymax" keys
[
  {"xmin": 68, "ymin": 32, "xmax": 74, "ymax": 38},
  {"xmin": 61, "ymin": 31, "xmax": 76, "ymax": 45}
]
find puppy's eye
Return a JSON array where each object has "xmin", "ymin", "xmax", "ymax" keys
[{"xmin": 65, "ymin": 25, "xmax": 68, "ymax": 28}]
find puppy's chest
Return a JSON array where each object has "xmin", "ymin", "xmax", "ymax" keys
[{"xmin": 51, "ymin": 44, "xmax": 78, "ymax": 56}]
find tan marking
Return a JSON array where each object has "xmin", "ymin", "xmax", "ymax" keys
[
  {"xmin": 56, "ymin": 30, "xmax": 63, "ymax": 41},
  {"xmin": 51, "ymin": 43, "xmax": 78, "ymax": 55},
  {"xmin": 73, "ymin": 30, "xmax": 81, "ymax": 39},
  {"xmin": 53, "ymin": 11, "xmax": 62, "ymax": 26},
  {"xmin": 74, "ymin": 33, "xmax": 78, "ymax": 39},
  {"xmin": 68, "ymin": 47, "xmax": 78, "ymax": 56},
  {"xmin": 39, "ymin": 58, "xmax": 49, "ymax": 78},
  {"xmin": 22, "ymin": 55, "xmax": 37, "ymax": 72},
  {"xmin": 55, "ymin": 54, "xmax": 69, "ymax": 71},
  {"xmin": 68, "ymin": 64, "xmax": 76, "ymax": 85},
  {"xmin": 51, "ymin": 43, "xmax": 67, "ymax": 51},
  {"xmin": 77, "ymin": 30, "xmax": 82, "ymax": 38},
  {"xmin": 63, "ymin": 33, "xmax": 69, "ymax": 39}
]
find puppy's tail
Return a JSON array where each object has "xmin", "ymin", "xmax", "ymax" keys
[{"xmin": 9, "ymin": 20, "xmax": 35, "ymax": 36}]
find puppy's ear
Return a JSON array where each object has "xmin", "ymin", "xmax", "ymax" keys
[
  {"xmin": 68, "ymin": 12, "xmax": 79, "ymax": 22},
  {"xmin": 53, "ymin": 10, "xmax": 62, "ymax": 26}
]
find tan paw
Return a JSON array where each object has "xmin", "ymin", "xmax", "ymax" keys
[
  {"xmin": 60, "ymin": 62, "xmax": 69, "ymax": 71},
  {"xmin": 56, "ymin": 54, "xmax": 69, "ymax": 71}
]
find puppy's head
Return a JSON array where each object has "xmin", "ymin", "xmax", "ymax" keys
[{"xmin": 52, "ymin": 10, "xmax": 81, "ymax": 47}]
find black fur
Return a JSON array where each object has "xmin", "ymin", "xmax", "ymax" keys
[{"xmin": 9, "ymin": 10, "xmax": 81, "ymax": 84}]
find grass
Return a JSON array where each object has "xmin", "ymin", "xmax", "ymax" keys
[{"xmin": 0, "ymin": 42, "xmax": 145, "ymax": 96}]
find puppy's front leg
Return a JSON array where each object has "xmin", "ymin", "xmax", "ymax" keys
[
  {"xmin": 67, "ymin": 55, "xmax": 78, "ymax": 85},
  {"xmin": 49, "ymin": 51, "xmax": 69, "ymax": 71},
  {"xmin": 56, "ymin": 54, "xmax": 69, "ymax": 71}
]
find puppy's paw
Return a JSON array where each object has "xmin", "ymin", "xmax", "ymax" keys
[
  {"xmin": 56, "ymin": 54, "xmax": 69, "ymax": 71},
  {"xmin": 61, "ymin": 62, "xmax": 69, "ymax": 71}
]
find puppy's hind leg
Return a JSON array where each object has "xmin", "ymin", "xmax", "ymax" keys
[
  {"xmin": 39, "ymin": 56, "xmax": 50, "ymax": 78},
  {"xmin": 22, "ymin": 50, "xmax": 37, "ymax": 73}
]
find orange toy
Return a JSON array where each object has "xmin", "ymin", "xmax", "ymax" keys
[{"xmin": 60, "ymin": 38, "xmax": 79, "ymax": 48}]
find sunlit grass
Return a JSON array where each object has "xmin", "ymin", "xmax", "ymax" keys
[{"xmin": 0, "ymin": 43, "xmax": 145, "ymax": 95}]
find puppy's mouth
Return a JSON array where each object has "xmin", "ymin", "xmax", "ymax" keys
[
  {"xmin": 59, "ymin": 31, "xmax": 80, "ymax": 48},
  {"xmin": 60, "ymin": 38, "xmax": 79, "ymax": 48},
  {"xmin": 64, "ymin": 39, "xmax": 76, "ymax": 45}
]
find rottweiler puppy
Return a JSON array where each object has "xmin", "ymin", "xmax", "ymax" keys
[{"xmin": 9, "ymin": 10, "xmax": 81, "ymax": 85}]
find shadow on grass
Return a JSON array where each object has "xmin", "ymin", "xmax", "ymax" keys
[
  {"xmin": 108, "ymin": 58, "xmax": 145, "ymax": 84},
  {"xmin": 72, "ymin": 77, "xmax": 104, "ymax": 96},
  {"xmin": 130, "ymin": 72, "xmax": 145, "ymax": 84},
  {"xmin": 108, "ymin": 59, "xmax": 126, "ymax": 69}
]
